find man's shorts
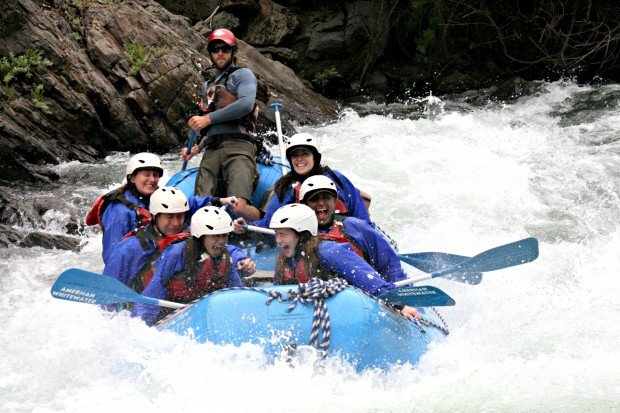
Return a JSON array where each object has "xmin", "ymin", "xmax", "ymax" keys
[{"xmin": 195, "ymin": 139, "xmax": 258, "ymax": 202}]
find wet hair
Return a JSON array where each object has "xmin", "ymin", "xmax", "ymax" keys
[
  {"xmin": 274, "ymin": 232, "xmax": 329, "ymax": 283},
  {"xmin": 182, "ymin": 236, "xmax": 230, "ymax": 278},
  {"xmin": 183, "ymin": 236, "xmax": 204, "ymax": 276},
  {"xmin": 273, "ymin": 162, "xmax": 327, "ymax": 202}
]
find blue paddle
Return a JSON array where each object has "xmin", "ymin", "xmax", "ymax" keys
[
  {"xmin": 395, "ymin": 237, "xmax": 539, "ymax": 287},
  {"xmin": 51, "ymin": 267, "xmax": 454, "ymax": 309},
  {"xmin": 182, "ymin": 130, "xmax": 197, "ymax": 171},
  {"xmin": 379, "ymin": 285, "xmax": 455, "ymax": 307},
  {"xmin": 51, "ymin": 268, "xmax": 184, "ymax": 309},
  {"xmin": 399, "ymin": 252, "xmax": 483, "ymax": 285}
]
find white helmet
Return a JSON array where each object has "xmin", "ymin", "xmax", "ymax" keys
[
  {"xmin": 191, "ymin": 206, "xmax": 234, "ymax": 237},
  {"xmin": 299, "ymin": 175, "xmax": 337, "ymax": 202},
  {"xmin": 126, "ymin": 152, "xmax": 164, "ymax": 176},
  {"xmin": 285, "ymin": 133, "xmax": 321, "ymax": 165},
  {"xmin": 269, "ymin": 204, "xmax": 318, "ymax": 236},
  {"xmin": 149, "ymin": 187, "xmax": 189, "ymax": 215}
]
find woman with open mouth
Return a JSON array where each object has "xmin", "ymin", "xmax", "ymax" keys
[{"xmin": 270, "ymin": 203, "xmax": 420, "ymax": 321}]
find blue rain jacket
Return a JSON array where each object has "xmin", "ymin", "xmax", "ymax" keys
[{"xmin": 319, "ymin": 217, "xmax": 407, "ymax": 283}]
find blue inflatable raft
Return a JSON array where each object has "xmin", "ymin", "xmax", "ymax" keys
[
  {"xmin": 156, "ymin": 283, "xmax": 447, "ymax": 371},
  {"xmin": 161, "ymin": 159, "xmax": 447, "ymax": 371}
]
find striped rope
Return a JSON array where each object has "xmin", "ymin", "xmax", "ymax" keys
[
  {"xmin": 207, "ymin": 279, "xmax": 448, "ymax": 347},
  {"xmin": 256, "ymin": 278, "xmax": 349, "ymax": 354}
]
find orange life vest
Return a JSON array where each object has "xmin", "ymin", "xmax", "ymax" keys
[
  {"xmin": 281, "ymin": 258, "xmax": 310, "ymax": 284},
  {"xmin": 129, "ymin": 230, "xmax": 191, "ymax": 294},
  {"xmin": 166, "ymin": 252, "xmax": 231, "ymax": 302},
  {"xmin": 317, "ymin": 220, "xmax": 364, "ymax": 258}
]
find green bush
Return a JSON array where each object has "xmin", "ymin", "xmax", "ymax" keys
[
  {"xmin": 313, "ymin": 67, "xmax": 342, "ymax": 89},
  {"xmin": 0, "ymin": 49, "xmax": 53, "ymax": 113},
  {"xmin": 0, "ymin": 49, "xmax": 52, "ymax": 86},
  {"xmin": 124, "ymin": 39, "xmax": 169, "ymax": 76},
  {"xmin": 31, "ymin": 84, "xmax": 52, "ymax": 114}
]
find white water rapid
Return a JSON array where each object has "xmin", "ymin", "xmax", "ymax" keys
[{"xmin": 1, "ymin": 81, "xmax": 618, "ymax": 412}]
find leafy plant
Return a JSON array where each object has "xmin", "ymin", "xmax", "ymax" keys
[
  {"xmin": 0, "ymin": 49, "xmax": 52, "ymax": 86},
  {"xmin": 31, "ymin": 84, "xmax": 52, "ymax": 114},
  {"xmin": 124, "ymin": 39, "xmax": 169, "ymax": 76},
  {"xmin": 312, "ymin": 67, "xmax": 342, "ymax": 89},
  {"xmin": 0, "ymin": 49, "xmax": 54, "ymax": 113}
]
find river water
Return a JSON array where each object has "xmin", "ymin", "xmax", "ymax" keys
[{"xmin": 1, "ymin": 81, "xmax": 618, "ymax": 412}]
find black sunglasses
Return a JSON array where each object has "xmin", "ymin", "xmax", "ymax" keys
[{"xmin": 208, "ymin": 45, "xmax": 234, "ymax": 53}]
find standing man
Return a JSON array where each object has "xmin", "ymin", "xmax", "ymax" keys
[{"xmin": 184, "ymin": 28, "xmax": 261, "ymax": 222}]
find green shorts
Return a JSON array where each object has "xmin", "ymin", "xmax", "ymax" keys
[{"xmin": 195, "ymin": 139, "xmax": 258, "ymax": 202}]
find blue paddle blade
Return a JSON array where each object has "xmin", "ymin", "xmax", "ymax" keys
[
  {"xmin": 433, "ymin": 237, "xmax": 539, "ymax": 277},
  {"xmin": 51, "ymin": 268, "xmax": 143, "ymax": 306},
  {"xmin": 380, "ymin": 285, "xmax": 455, "ymax": 307},
  {"xmin": 399, "ymin": 252, "xmax": 483, "ymax": 285}
]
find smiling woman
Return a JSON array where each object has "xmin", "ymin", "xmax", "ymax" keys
[
  {"xmin": 234, "ymin": 132, "xmax": 372, "ymax": 235},
  {"xmin": 85, "ymin": 152, "xmax": 164, "ymax": 265}
]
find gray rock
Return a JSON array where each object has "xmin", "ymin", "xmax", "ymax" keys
[
  {"xmin": 244, "ymin": 0, "xmax": 299, "ymax": 46},
  {"xmin": 0, "ymin": 224, "xmax": 23, "ymax": 247},
  {"xmin": 306, "ymin": 31, "xmax": 345, "ymax": 60},
  {"xmin": 20, "ymin": 231, "xmax": 82, "ymax": 251}
]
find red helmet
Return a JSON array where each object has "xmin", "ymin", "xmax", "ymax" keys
[{"xmin": 207, "ymin": 28, "xmax": 238, "ymax": 48}]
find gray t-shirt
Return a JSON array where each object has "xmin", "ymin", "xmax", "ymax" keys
[{"xmin": 206, "ymin": 66, "xmax": 257, "ymax": 139}]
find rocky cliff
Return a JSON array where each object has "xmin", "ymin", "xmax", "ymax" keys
[
  {"xmin": 0, "ymin": 0, "xmax": 341, "ymax": 248},
  {"xmin": 0, "ymin": 0, "xmax": 339, "ymax": 186}
]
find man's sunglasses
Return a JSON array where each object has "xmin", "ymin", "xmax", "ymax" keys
[{"xmin": 208, "ymin": 45, "xmax": 234, "ymax": 53}]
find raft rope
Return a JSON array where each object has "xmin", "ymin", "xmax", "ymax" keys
[
  {"xmin": 413, "ymin": 307, "xmax": 450, "ymax": 336},
  {"xmin": 264, "ymin": 277, "xmax": 349, "ymax": 355},
  {"xmin": 207, "ymin": 278, "xmax": 449, "ymax": 356}
]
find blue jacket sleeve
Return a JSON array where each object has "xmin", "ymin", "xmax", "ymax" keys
[
  {"xmin": 317, "ymin": 241, "xmax": 394, "ymax": 296},
  {"xmin": 101, "ymin": 202, "xmax": 138, "ymax": 265},
  {"xmin": 226, "ymin": 245, "xmax": 248, "ymax": 287},
  {"xmin": 208, "ymin": 68, "xmax": 257, "ymax": 124},
  {"xmin": 251, "ymin": 186, "xmax": 296, "ymax": 229},
  {"xmin": 327, "ymin": 169, "xmax": 371, "ymax": 225},
  {"xmin": 103, "ymin": 236, "xmax": 156, "ymax": 285},
  {"xmin": 131, "ymin": 242, "xmax": 187, "ymax": 326},
  {"xmin": 342, "ymin": 218, "xmax": 407, "ymax": 282},
  {"xmin": 187, "ymin": 195, "xmax": 214, "ymax": 215}
]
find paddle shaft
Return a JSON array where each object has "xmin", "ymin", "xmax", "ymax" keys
[
  {"xmin": 270, "ymin": 103, "xmax": 288, "ymax": 175},
  {"xmin": 245, "ymin": 224, "xmax": 276, "ymax": 235}
]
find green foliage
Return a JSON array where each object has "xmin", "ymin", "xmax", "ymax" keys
[
  {"xmin": 0, "ymin": 49, "xmax": 53, "ymax": 86},
  {"xmin": 0, "ymin": 50, "xmax": 53, "ymax": 113},
  {"xmin": 312, "ymin": 67, "xmax": 342, "ymax": 89},
  {"xmin": 3, "ymin": 84, "xmax": 16, "ymax": 100},
  {"xmin": 394, "ymin": 0, "xmax": 448, "ymax": 57},
  {"xmin": 99, "ymin": 0, "xmax": 125, "ymax": 6},
  {"xmin": 124, "ymin": 39, "xmax": 170, "ymax": 76},
  {"xmin": 71, "ymin": 0, "xmax": 89, "ymax": 13},
  {"xmin": 31, "ymin": 84, "xmax": 52, "ymax": 114}
]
